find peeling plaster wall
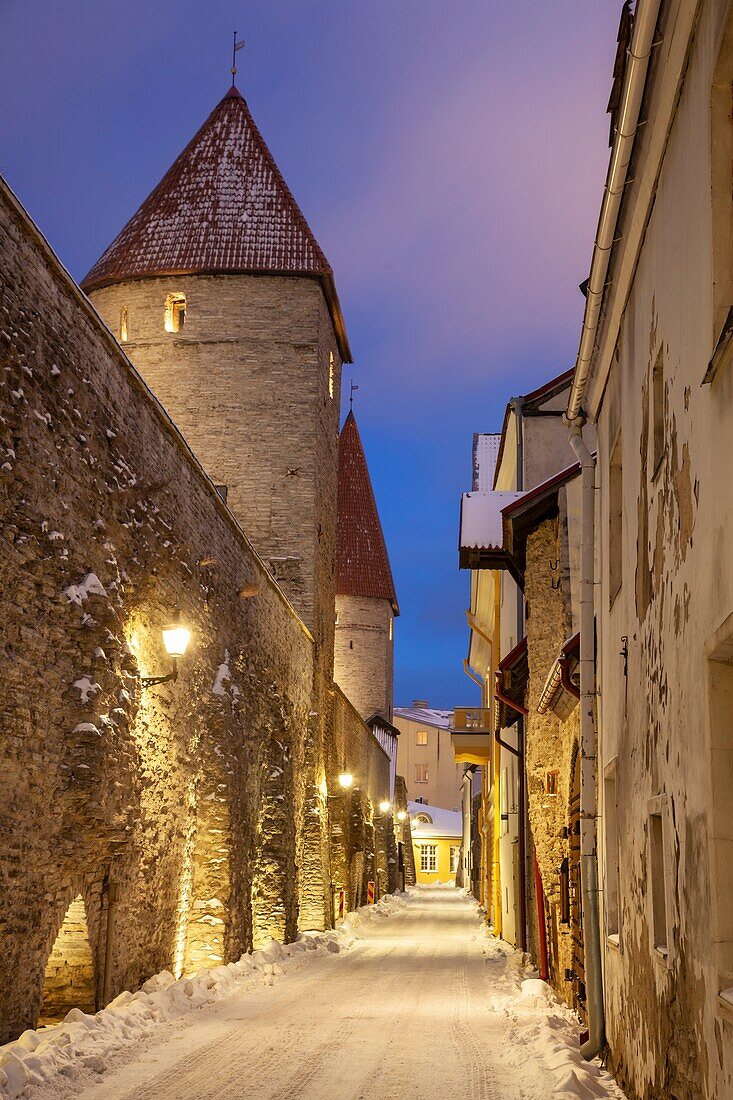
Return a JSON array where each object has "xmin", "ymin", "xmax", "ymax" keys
[
  {"xmin": 0, "ymin": 183, "xmax": 320, "ymax": 1041},
  {"xmin": 591, "ymin": 3, "xmax": 733, "ymax": 1095}
]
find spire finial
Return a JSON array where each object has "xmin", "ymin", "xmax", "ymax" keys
[
  {"xmin": 231, "ymin": 32, "xmax": 246, "ymax": 86},
  {"xmin": 349, "ymin": 379, "xmax": 359, "ymax": 412}
]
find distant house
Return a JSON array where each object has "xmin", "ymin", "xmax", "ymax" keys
[
  {"xmin": 394, "ymin": 703, "xmax": 463, "ymax": 809},
  {"xmin": 409, "ymin": 803, "xmax": 462, "ymax": 885}
]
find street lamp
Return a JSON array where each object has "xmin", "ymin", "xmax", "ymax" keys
[
  {"xmin": 379, "ymin": 800, "xmax": 391, "ymax": 813},
  {"xmin": 140, "ymin": 612, "xmax": 191, "ymax": 688},
  {"xmin": 396, "ymin": 810, "xmax": 407, "ymax": 822}
]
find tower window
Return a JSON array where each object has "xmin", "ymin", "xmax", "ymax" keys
[
  {"xmin": 165, "ymin": 293, "xmax": 186, "ymax": 333},
  {"xmin": 120, "ymin": 306, "xmax": 128, "ymax": 343},
  {"xmin": 329, "ymin": 351, "xmax": 335, "ymax": 400}
]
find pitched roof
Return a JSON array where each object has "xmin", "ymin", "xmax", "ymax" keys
[
  {"xmin": 81, "ymin": 86, "xmax": 351, "ymax": 361},
  {"xmin": 336, "ymin": 411, "xmax": 398, "ymax": 614}
]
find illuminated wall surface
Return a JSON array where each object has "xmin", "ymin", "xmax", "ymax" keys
[{"xmin": 0, "ymin": 182, "xmax": 390, "ymax": 1041}]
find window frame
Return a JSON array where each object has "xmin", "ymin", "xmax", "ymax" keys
[
  {"xmin": 647, "ymin": 794, "xmax": 674, "ymax": 967},
  {"xmin": 416, "ymin": 730, "xmax": 428, "ymax": 747},
  {"xmin": 415, "ymin": 763, "xmax": 428, "ymax": 784},
  {"xmin": 420, "ymin": 844, "xmax": 438, "ymax": 873}
]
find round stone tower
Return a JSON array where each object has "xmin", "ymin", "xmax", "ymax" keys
[
  {"xmin": 334, "ymin": 411, "xmax": 399, "ymax": 722},
  {"xmin": 81, "ymin": 85, "xmax": 351, "ymax": 645}
]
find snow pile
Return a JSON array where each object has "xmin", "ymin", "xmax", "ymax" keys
[
  {"xmin": 0, "ymin": 892, "xmax": 411, "ymax": 1100},
  {"xmin": 0, "ymin": 928, "xmax": 350, "ymax": 1099},
  {"xmin": 470, "ymin": 930, "xmax": 624, "ymax": 1097}
]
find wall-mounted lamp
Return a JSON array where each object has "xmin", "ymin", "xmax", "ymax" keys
[
  {"xmin": 379, "ymin": 800, "xmax": 391, "ymax": 814},
  {"xmin": 396, "ymin": 810, "xmax": 407, "ymax": 822},
  {"xmin": 338, "ymin": 769, "xmax": 354, "ymax": 790},
  {"xmin": 140, "ymin": 612, "xmax": 191, "ymax": 688}
]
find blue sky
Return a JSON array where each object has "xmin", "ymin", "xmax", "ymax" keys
[{"xmin": 0, "ymin": 1, "xmax": 621, "ymax": 706}]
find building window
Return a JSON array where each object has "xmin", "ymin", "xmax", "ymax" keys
[
  {"xmin": 420, "ymin": 845, "xmax": 438, "ymax": 873},
  {"xmin": 120, "ymin": 306, "xmax": 128, "ymax": 343},
  {"xmin": 604, "ymin": 760, "xmax": 620, "ymax": 939},
  {"xmin": 415, "ymin": 763, "xmax": 428, "ymax": 784},
  {"xmin": 416, "ymin": 813, "xmax": 432, "ymax": 824},
  {"xmin": 329, "ymin": 351, "xmax": 335, "ymax": 399},
  {"xmin": 546, "ymin": 770, "xmax": 559, "ymax": 796},
  {"xmin": 389, "ymin": 617, "xmax": 393, "ymax": 642},
  {"xmin": 416, "ymin": 730, "xmax": 428, "ymax": 746},
  {"xmin": 651, "ymin": 350, "xmax": 665, "ymax": 476},
  {"xmin": 164, "ymin": 292, "xmax": 186, "ymax": 333},
  {"xmin": 450, "ymin": 846, "xmax": 459, "ymax": 874},
  {"xmin": 335, "ymin": 609, "xmax": 339, "ymax": 625},
  {"xmin": 648, "ymin": 795, "xmax": 671, "ymax": 963},
  {"xmin": 609, "ymin": 430, "xmax": 623, "ymax": 604}
]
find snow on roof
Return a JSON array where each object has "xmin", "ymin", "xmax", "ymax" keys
[
  {"xmin": 393, "ymin": 707, "xmax": 453, "ymax": 729},
  {"xmin": 459, "ymin": 490, "xmax": 523, "ymax": 550},
  {"xmin": 408, "ymin": 802, "xmax": 463, "ymax": 839},
  {"xmin": 472, "ymin": 434, "xmax": 501, "ymax": 492},
  {"xmin": 81, "ymin": 86, "xmax": 350, "ymax": 360}
]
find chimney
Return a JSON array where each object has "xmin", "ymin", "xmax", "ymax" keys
[{"xmin": 412, "ymin": 699, "xmax": 429, "ymax": 709}]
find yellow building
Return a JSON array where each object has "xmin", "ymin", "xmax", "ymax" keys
[{"xmin": 409, "ymin": 803, "xmax": 462, "ymax": 885}]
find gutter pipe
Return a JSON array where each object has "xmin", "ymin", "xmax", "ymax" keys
[
  {"xmin": 494, "ymin": 671, "xmax": 528, "ymax": 953},
  {"xmin": 567, "ymin": 0, "xmax": 662, "ymax": 422},
  {"xmin": 564, "ymin": 417, "xmax": 604, "ymax": 1061}
]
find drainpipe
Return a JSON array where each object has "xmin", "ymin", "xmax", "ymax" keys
[
  {"xmin": 567, "ymin": 0, "xmax": 662, "ymax": 423},
  {"xmin": 494, "ymin": 672, "xmax": 528, "ymax": 953},
  {"xmin": 564, "ymin": 415, "xmax": 603, "ymax": 1061}
]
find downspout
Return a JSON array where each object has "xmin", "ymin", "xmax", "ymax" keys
[
  {"xmin": 567, "ymin": 0, "xmax": 662, "ymax": 422},
  {"xmin": 564, "ymin": 416, "xmax": 603, "ymax": 1060},
  {"xmin": 494, "ymin": 671, "xmax": 528, "ymax": 953}
]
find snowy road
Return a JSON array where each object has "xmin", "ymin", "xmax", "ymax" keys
[{"xmin": 50, "ymin": 888, "xmax": 625, "ymax": 1100}]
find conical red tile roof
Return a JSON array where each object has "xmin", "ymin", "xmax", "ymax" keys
[
  {"xmin": 81, "ymin": 86, "xmax": 350, "ymax": 361},
  {"xmin": 336, "ymin": 412, "xmax": 399, "ymax": 614}
]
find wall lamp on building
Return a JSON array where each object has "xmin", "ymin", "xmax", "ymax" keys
[
  {"xmin": 379, "ymin": 800, "xmax": 391, "ymax": 814},
  {"xmin": 396, "ymin": 810, "xmax": 407, "ymax": 822},
  {"xmin": 140, "ymin": 612, "xmax": 191, "ymax": 688},
  {"xmin": 337, "ymin": 768, "xmax": 354, "ymax": 790}
]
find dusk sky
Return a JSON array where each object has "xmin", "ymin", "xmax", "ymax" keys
[{"xmin": 1, "ymin": 1, "xmax": 621, "ymax": 707}]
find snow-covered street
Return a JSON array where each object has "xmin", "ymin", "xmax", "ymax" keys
[{"xmin": 10, "ymin": 888, "xmax": 627, "ymax": 1100}]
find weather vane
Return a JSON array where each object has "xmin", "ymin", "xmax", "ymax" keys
[
  {"xmin": 350, "ymin": 379, "xmax": 359, "ymax": 411},
  {"xmin": 231, "ymin": 32, "xmax": 246, "ymax": 86}
]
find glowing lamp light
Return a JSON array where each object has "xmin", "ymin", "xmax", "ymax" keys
[
  {"xmin": 379, "ymin": 800, "xmax": 391, "ymax": 814},
  {"xmin": 162, "ymin": 623, "xmax": 191, "ymax": 659},
  {"xmin": 338, "ymin": 771, "xmax": 354, "ymax": 790},
  {"xmin": 397, "ymin": 810, "xmax": 407, "ymax": 821},
  {"xmin": 140, "ymin": 611, "xmax": 191, "ymax": 689}
]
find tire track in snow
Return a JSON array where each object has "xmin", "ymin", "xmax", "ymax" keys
[{"xmin": 450, "ymin": 954, "xmax": 498, "ymax": 1100}]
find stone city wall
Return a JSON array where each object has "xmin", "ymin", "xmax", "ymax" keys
[{"xmin": 0, "ymin": 181, "xmax": 326, "ymax": 1040}]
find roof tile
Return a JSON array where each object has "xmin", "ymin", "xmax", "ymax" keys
[
  {"xmin": 81, "ymin": 86, "xmax": 350, "ymax": 359},
  {"xmin": 336, "ymin": 412, "xmax": 398, "ymax": 613}
]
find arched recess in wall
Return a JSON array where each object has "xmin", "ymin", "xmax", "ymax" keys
[{"xmin": 39, "ymin": 895, "xmax": 96, "ymax": 1022}]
